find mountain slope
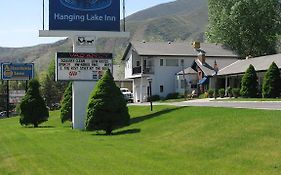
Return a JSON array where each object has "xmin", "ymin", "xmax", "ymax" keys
[{"xmin": 127, "ymin": 0, "xmax": 208, "ymax": 42}]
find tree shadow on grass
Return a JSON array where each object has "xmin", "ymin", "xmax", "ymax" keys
[
  {"xmin": 23, "ymin": 126, "xmax": 55, "ymax": 129},
  {"xmin": 93, "ymin": 128, "xmax": 141, "ymax": 136},
  {"xmin": 130, "ymin": 107, "xmax": 185, "ymax": 125},
  {"xmin": 113, "ymin": 128, "xmax": 141, "ymax": 135}
]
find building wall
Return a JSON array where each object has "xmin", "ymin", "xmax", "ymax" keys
[
  {"xmin": 176, "ymin": 74, "xmax": 198, "ymax": 95},
  {"xmin": 124, "ymin": 48, "xmax": 239, "ymax": 102}
]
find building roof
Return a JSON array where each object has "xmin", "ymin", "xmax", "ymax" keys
[
  {"xmin": 191, "ymin": 59, "xmax": 216, "ymax": 77},
  {"xmin": 177, "ymin": 67, "xmax": 197, "ymax": 75},
  {"xmin": 218, "ymin": 53, "xmax": 281, "ymax": 76},
  {"xmin": 122, "ymin": 41, "xmax": 239, "ymax": 60}
]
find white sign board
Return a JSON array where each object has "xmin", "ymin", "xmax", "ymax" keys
[{"xmin": 56, "ymin": 52, "xmax": 113, "ymax": 81}]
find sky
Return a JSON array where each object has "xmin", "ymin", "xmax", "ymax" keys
[{"xmin": 0, "ymin": 0, "xmax": 174, "ymax": 48}]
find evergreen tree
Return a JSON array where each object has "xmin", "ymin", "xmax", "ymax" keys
[
  {"xmin": 262, "ymin": 62, "xmax": 281, "ymax": 98},
  {"xmin": 240, "ymin": 64, "xmax": 258, "ymax": 98},
  {"xmin": 41, "ymin": 58, "xmax": 68, "ymax": 109},
  {"xmin": 85, "ymin": 70, "xmax": 130, "ymax": 135},
  {"xmin": 207, "ymin": 0, "xmax": 281, "ymax": 57},
  {"xmin": 19, "ymin": 79, "xmax": 49, "ymax": 127},
  {"xmin": 60, "ymin": 82, "xmax": 72, "ymax": 123}
]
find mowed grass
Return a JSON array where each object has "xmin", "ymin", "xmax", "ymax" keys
[{"xmin": 0, "ymin": 106, "xmax": 281, "ymax": 175}]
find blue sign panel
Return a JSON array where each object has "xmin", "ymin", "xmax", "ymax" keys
[
  {"xmin": 49, "ymin": 0, "xmax": 120, "ymax": 31},
  {"xmin": 1, "ymin": 63, "xmax": 34, "ymax": 80}
]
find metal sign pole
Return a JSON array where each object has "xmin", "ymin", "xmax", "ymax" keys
[{"xmin": 6, "ymin": 80, "xmax": 9, "ymax": 118}]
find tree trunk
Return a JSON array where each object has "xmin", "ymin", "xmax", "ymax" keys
[
  {"xmin": 34, "ymin": 123, "xmax": 38, "ymax": 128},
  {"xmin": 105, "ymin": 128, "xmax": 112, "ymax": 135}
]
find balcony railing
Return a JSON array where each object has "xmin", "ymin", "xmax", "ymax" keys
[{"xmin": 132, "ymin": 66, "xmax": 154, "ymax": 75}]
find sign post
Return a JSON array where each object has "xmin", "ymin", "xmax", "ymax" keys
[{"xmin": 1, "ymin": 63, "xmax": 34, "ymax": 118}]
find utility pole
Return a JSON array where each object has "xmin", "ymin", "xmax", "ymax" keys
[
  {"xmin": 43, "ymin": 0, "xmax": 45, "ymax": 30},
  {"xmin": 123, "ymin": 0, "xmax": 126, "ymax": 32}
]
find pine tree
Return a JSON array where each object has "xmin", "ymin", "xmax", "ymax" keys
[
  {"xmin": 19, "ymin": 79, "xmax": 49, "ymax": 127},
  {"xmin": 240, "ymin": 64, "xmax": 258, "ymax": 98},
  {"xmin": 262, "ymin": 62, "xmax": 281, "ymax": 98},
  {"xmin": 85, "ymin": 70, "xmax": 130, "ymax": 135},
  {"xmin": 60, "ymin": 82, "xmax": 72, "ymax": 123}
]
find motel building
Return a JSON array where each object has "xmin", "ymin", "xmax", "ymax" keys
[
  {"xmin": 122, "ymin": 41, "xmax": 240, "ymax": 102},
  {"xmin": 216, "ymin": 53, "xmax": 281, "ymax": 91}
]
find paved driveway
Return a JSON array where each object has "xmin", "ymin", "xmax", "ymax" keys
[{"xmin": 132, "ymin": 99, "xmax": 281, "ymax": 111}]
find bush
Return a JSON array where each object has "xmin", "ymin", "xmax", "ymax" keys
[
  {"xmin": 227, "ymin": 87, "xmax": 233, "ymax": 97},
  {"xmin": 166, "ymin": 93, "xmax": 179, "ymax": 100},
  {"xmin": 60, "ymin": 82, "xmax": 72, "ymax": 123},
  {"xmin": 208, "ymin": 89, "xmax": 214, "ymax": 98},
  {"xmin": 232, "ymin": 88, "xmax": 240, "ymax": 98},
  {"xmin": 219, "ymin": 88, "xmax": 225, "ymax": 98},
  {"xmin": 19, "ymin": 79, "xmax": 49, "ymax": 127},
  {"xmin": 262, "ymin": 62, "xmax": 281, "ymax": 98},
  {"xmin": 148, "ymin": 95, "xmax": 161, "ymax": 102},
  {"xmin": 240, "ymin": 64, "xmax": 258, "ymax": 98},
  {"xmin": 85, "ymin": 70, "xmax": 130, "ymax": 135}
]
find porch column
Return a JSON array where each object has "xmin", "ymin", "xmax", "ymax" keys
[
  {"xmin": 140, "ymin": 77, "xmax": 143, "ymax": 103},
  {"xmin": 225, "ymin": 76, "xmax": 228, "ymax": 96}
]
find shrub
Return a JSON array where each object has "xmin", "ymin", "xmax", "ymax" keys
[
  {"xmin": 85, "ymin": 70, "xmax": 130, "ymax": 135},
  {"xmin": 148, "ymin": 95, "xmax": 161, "ymax": 102},
  {"xmin": 208, "ymin": 89, "xmax": 214, "ymax": 98},
  {"xmin": 240, "ymin": 64, "xmax": 258, "ymax": 98},
  {"xmin": 232, "ymin": 88, "xmax": 240, "ymax": 98},
  {"xmin": 166, "ymin": 93, "xmax": 179, "ymax": 100},
  {"xmin": 262, "ymin": 62, "xmax": 281, "ymax": 98},
  {"xmin": 19, "ymin": 79, "xmax": 49, "ymax": 127},
  {"xmin": 227, "ymin": 87, "xmax": 233, "ymax": 97},
  {"xmin": 219, "ymin": 88, "xmax": 225, "ymax": 98},
  {"xmin": 60, "ymin": 82, "xmax": 72, "ymax": 123}
]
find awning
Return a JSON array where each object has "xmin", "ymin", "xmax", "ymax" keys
[{"xmin": 198, "ymin": 77, "xmax": 208, "ymax": 85}]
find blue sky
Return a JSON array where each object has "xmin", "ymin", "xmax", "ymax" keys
[{"xmin": 0, "ymin": 0, "xmax": 173, "ymax": 48}]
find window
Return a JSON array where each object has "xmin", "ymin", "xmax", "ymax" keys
[
  {"xmin": 181, "ymin": 59, "xmax": 184, "ymax": 66},
  {"xmin": 160, "ymin": 59, "xmax": 164, "ymax": 66},
  {"xmin": 166, "ymin": 59, "xmax": 178, "ymax": 66},
  {"xmin": 136, "ymin": 61, "xmax": 140, "ymax": 67},
  {"xmin": 160, "ymin": 85, "xmax": 164, "ymax": 93},
  {"xmin": 181, "ymin": 80, "xmax": 186, "ymax": 89}
]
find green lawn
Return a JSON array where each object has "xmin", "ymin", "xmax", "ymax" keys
[{"xmin": 0, "ymin": 106, "xmax": 281, "ymax": 175}]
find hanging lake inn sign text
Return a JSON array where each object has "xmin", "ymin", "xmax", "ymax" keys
[
  {"xmin": 1, "ymin": 63, "xmax": 34, "ymax": 81},
  {"xmin": 49, "ymin": 0, "xmax": 120, "ymax": 31},
  {"xmin": 56, "ymin": 52, "xmax": 113, "ymax": 81}
]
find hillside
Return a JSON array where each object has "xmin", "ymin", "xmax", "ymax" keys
[{"xmin": 127, "ymin": 0, "xmax": 208, "ymax": 42}]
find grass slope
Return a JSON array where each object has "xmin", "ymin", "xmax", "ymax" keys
[{"xmin": 0, "ymin": 106, "xmax": 281, "ymax": 175}]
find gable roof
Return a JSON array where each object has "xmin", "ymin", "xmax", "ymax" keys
[
  {"xmin": 191, "ymin": 59, "xmax": 216, "ymax": 77},
  {"xmin": 177, "ymin": 67, "xmax": 197, "ymax": 75},
  {"xmin": 218, "ymin": 53, "xmax": 281, "ymax": 76},
  {"xmin": 122, "ymin": 42, "xmax": 239, "ymax": 60}
]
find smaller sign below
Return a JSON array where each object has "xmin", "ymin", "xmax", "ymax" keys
[
  {"xmin": 1, "ymin": 63, "xmax": 34, "ymax": 81},
  {"xmin": 75, "ymin": 36, "xmax": 96, "ymax": 48},
  {"xmin": 56, "ymin": 52, "xmax": 113, "ymax": 81},
  {"xmin": 9, "ymin": 90, "xmax": 25, "ymax": 104}
]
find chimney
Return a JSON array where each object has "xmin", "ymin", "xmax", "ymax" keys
[
  {"xmin": 213, "ymin": 60, "xmax": 219, "ymax": 72},
  {"xmin": 198, "ymin": 52, "xmax": 206, "ymax": 64}
]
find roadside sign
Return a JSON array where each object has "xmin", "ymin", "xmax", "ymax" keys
[
  {"xmin": 1, "ymin": 63, "xmax": 34, "ymax": 80},
  {"xmin": 49, "ymin": 0, "xmax": 120, "ymax": 31},
  {"xmin": 56, "ymin": 52, "xmax": 113, "ymax": 81}
]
